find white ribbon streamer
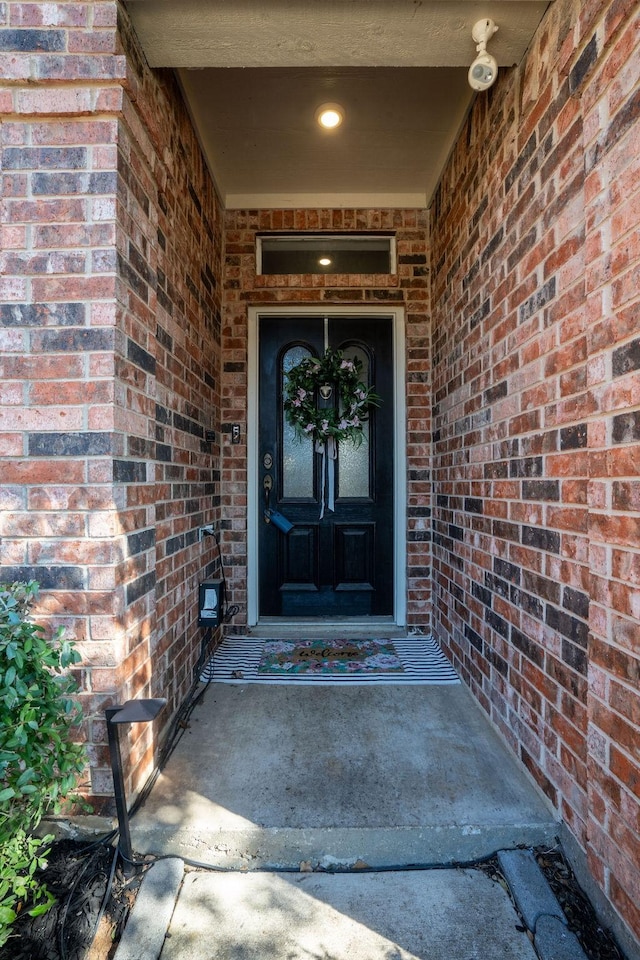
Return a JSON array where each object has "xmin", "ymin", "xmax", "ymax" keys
[
  {"xmin": 327, "ymin": 436, "xmax": 336, "ymax": 514},
  {"xmin": 316, "ymin": 440, "xmax": 326, "ymax": 519},
  {"xmin": 316, "ymin": 437, "xmax": 337, "ymax": 519}
]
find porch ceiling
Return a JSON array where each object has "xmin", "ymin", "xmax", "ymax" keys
[{"xmin": 125, "ymin": 0, "xmax": 550, "ymax": 209}]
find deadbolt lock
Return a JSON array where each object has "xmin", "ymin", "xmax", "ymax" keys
[{"xmin": 263, "ymin": 452, "xmax": 273, "ymax": 469}]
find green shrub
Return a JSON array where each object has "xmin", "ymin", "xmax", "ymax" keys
[{"xmin": 0, "ymin": 581, "xmax": 87, "ymax": 947}]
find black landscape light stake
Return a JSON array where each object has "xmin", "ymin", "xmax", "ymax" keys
[{"xmin": 105, "ymin": 698, "xmax": 167, "ymax": 876}]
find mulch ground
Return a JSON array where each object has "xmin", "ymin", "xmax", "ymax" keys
[
  {"xmin": 0, "ymin": 839, "xmax": 630, "ymax": 960},
  {"xmin": 483, "ymin": 846, "xmax": 628, "ymax": 960},
  {"xmin": 534, "ymin": 847, "xmax": 627, "ymax": 960},
  {"xmin": 0, "ymin": 839, "xmax": 139, "ymax": 960}
]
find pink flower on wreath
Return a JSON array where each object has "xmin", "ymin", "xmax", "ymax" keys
[
  {"xmin": 304, "ymin": 423, "xmax": 314, "ymax": 433},
  {"xmin": 292, "ymin": 398, "xmax": 301, "ymax": 407},
  {"xmin": 340, "ymin": 359, "xmax": 354, "ymax": 370},
  {"xmin": 297, "ymin": 388, "xmax": 307, "ymax": 400},
  {"xmin": 320, "ymin": 419, "xmax": 329, "ymax": 432}
]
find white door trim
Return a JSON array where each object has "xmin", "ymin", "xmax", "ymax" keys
[{"xmin": 247, "ymin": 305, "xmax": 406, "ymax": 627}]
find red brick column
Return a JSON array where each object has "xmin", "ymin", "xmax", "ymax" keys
[
  {"xmin": 1, "ymin": 2, "xmax": 126, "ymax": 804},
  {"xmin": 0, "ymin": 3, "xmax": 223, "ymax": 807}
]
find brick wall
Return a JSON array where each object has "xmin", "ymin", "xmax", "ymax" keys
[
  {"xmin": 222, "ymin": 209, "xmax": 431, "ymax": 628},
  {"xmin": 430, "ymin": 0, "xmax": 640, "ymax": 944},
  {"xmin": 1, "ymin": 1, "xmax": 125, "ymax": 803},
  {"xmin": 581, "ymin": 0, "xmax": 640, "ymax": 939},
  {"xmin": 0, "ymin": 2, "xmax": 223, "ymax": 806},
  {"xmin": 112, "ymin": 13, "xmax": 223, "ymax": 799}
]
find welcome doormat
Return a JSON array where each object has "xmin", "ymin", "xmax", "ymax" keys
[{"xmin": 200, "ymin": 636, "xmax": 459, "ymax": 685}]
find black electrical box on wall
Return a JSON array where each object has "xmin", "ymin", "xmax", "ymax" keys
[{"xmin": 198, "ymin": 580, "xmax": 223, "ymax": 627}]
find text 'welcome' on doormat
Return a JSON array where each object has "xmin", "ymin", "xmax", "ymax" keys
[{"xmin": 200, "ymin": 637, "xmax": 460, "ymax": 685}]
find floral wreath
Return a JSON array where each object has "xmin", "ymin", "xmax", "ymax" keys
[{"xmin": 283, "ymin": 348, "xmax": 381, "ymax": 445}]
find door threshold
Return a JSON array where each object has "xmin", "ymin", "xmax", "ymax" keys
[{"xmin": 248, "ymin": 617, "xmax": 408, "ymax": 639}]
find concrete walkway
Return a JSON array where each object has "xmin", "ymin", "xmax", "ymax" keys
[
  {"xmin": 115, "ymin": 853, "xmax": 594, "ymax": 960},
  {"xmin": 159, "ymin": 867, "xmax": 540, "ymax": 960},
  {"xmin": 115, "ymin": 674, "xmax": 595, "ymax": 960},
  {"xmin": 130, "ymin": 681, "xmax": 558, "ymax": 868}
]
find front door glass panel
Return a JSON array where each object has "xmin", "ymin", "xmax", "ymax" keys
[
  {"xmin": 338, "ymin": 344, "xmax": 371, "ymax": 500},
  {"xmin": 282, "ymin": 345, "xmax": 314, "ymax": 499}
]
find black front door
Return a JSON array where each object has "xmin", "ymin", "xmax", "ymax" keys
[{"xmin": 258, "ymin": 315, "xmax": 394, "ymax": 617}]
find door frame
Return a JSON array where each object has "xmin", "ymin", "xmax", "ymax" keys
[{"xmin": 246, "ymin": 305, "xmax": 407, "ymax": 626}]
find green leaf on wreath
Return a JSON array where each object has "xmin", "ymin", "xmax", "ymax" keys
[{"xmin": 283, "ymin": 347, "xmax": 381, "ymax": 445}]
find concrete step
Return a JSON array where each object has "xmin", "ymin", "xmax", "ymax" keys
[
  {"xmin": 130, "ymin": 682, "xmax": 558, "ymax": 869},
  {"xmin": 129, "ymin": 822, "xmax": 558, "ymax": 872},
  {"xmin": 246, "ymin": 619, "xmax": 406, "ymax": 639}
]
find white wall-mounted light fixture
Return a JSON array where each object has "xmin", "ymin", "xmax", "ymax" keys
[
  {"xmin": 468, "ymin": 19, "xmax": 499, "ymax": 91},
  {"xmin": 315, "ymin": 103, "xmax": 345, "ymax": 129}
]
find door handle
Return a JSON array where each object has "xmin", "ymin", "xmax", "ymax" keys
[
  {"xmin": 262, "ymin": 475, "xmax": 293, "ymax": 532},
  {"xmin": 263, "ymin": 474, "xmax": 273, "ymax": 510}
]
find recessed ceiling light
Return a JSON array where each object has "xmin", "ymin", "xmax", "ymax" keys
[
  {"xmin": 315, "ymin": 103, "xmax": 344, "ymax": 129},
  {"xmin": 319, "ymin": 257, "xmax": 332, "ymax": 266}
]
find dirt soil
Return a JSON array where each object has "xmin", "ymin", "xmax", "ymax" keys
[
  {"xmin": 0, "ymin": 840, "xmax": 630, "ymax": 960},
  {"xmin": 0, "ymin": 839, "xmax": 139, "ymax": 960}
]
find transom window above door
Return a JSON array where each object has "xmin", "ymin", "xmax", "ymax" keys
[{"xmin": 257, "ymin": 234, "xmax": 395, "ymax": 275}]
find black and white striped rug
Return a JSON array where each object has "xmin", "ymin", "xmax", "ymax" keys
[{"xmin": 200, "ymin": 636, "xmax": 459, "ymax": 685}]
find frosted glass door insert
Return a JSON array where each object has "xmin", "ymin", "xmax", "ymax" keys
[
  {"xmin": 282, "ymin": 345, "xmax": 314, "ymax": 499},
  {"xmin": 338, "ymin": 345, "xmax": 371, "ymax": 500}
]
